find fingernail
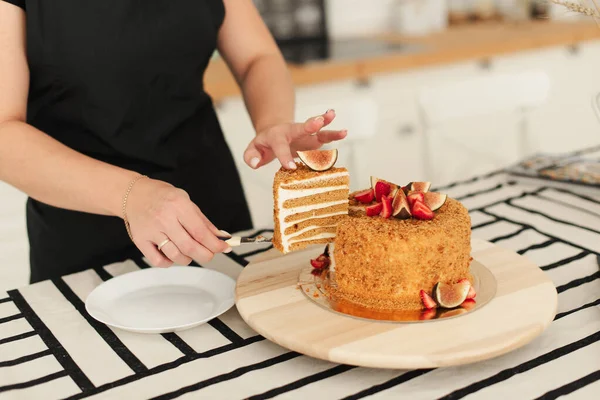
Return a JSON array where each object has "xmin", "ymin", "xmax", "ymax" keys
[
  {"xmin": 220, "ymin": 230, "xmax": 231, "ymax": 238},
  {"xmin": 315, "ymin": 116, "xmax": 324, "ymax": 123},
  {"xmin": 326, "ymin": 109, "xmax": 335, "ymax": 113},
  {"xmin": 250, "ymin": 157, "xmax": 260, "ymax": 168},
  {"xmin": 224, "ymin": 247, "xmax": 232, "ymax": 253},
  {"xmin": 288, "ymin": 161, "xmax": 297, "ymax": 169}
]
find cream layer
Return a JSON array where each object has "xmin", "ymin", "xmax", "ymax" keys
[{"xmin": 277, "ymin": 176, "xmax": 349, "ymax": 252}]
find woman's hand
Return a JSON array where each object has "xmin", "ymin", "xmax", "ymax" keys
[
  {"xmin": 243, "ymin": 109, "xmax": 347, "ymax": 170},
  {"xmin": 125, "ymin": 177, "xmax": 231, "ymax": 267}
]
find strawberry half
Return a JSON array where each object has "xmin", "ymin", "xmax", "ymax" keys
[
  {"xmin": 412, "ymin": 200, "xmax": 434, "ymax": 220},
  {"xmin": 380, "ymin": 194, "xmax": 393, "ymax": 218},
  {"xmin": 374, "ymin": 181, "xmax": 391, "ymax": 202},
  {"xmin": 461, "ymin": 299, "xmax": 477, "ymax": 311},
  {"xmin": 407, "ymin": 192, "xmax": 425, "ymax": 207},
  {"xmin": 354, "ymin": 188, "xmax": 375, "ymax": 204},
  {"xmin": 366, "ymin": 202, "xmax": 383, "ymax": 216},
  {"xmin": 420, "ymin": 289, "xmax": 437, "ymax": 309}
]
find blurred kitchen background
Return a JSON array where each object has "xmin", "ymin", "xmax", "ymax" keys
[{"xmin": 2, "ymin": 0, "xmax": 600, "ymax": 289}]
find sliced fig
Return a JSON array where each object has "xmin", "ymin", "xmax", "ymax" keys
[
  {"xmin": 392, "ymin": 189, "xmax": 411, "ymax": 219},
  {"xmin": 380, "ymin": 194, "xmax": 393, "ymax": 218},
  {"xmin": 402, "ymin": 182, "xmax": 412, "ymax": 195},
  {"xmin": 297, "ymin": 149, "xmax": 338, "ymax": 171},
  {"xmin": 354, "ymin": 188, "xmax": 375, "ymax": 204},
  {"xmin": 458, "ymin": 278, "xmax": 476, "ymax": 299},
  {"xmin": 410, "ymin": 181, "xmax": 431, "ymax": 193},
  {"xmin": 407, "ymin": 192, "xmax": 424, "ymax": 208},
  {"xmin": 423, "ymin": 192, "xmax": 447, "ymax": 212},
  {"xmin": 432, "ymin": 281, "xmax": 471, "ymax": 308},
  {"xmin": 366, "ymin": 202, "xmax": 383, "ymax": 216}
]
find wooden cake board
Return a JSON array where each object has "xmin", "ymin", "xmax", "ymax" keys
[{"xmin": 235, "ymin": 238, "xmax": 558, "ymax": 369}]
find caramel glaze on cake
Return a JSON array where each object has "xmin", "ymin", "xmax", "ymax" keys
[
  {"xmin": 273, "ymin": 162, "xmax": 349, "ymax": 254},
  {"xmin": 331, "ymin": 195, "xmax": 472, "ymax": 311}
]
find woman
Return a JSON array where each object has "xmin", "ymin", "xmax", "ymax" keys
[{"xmin": 0, "ymin": 0, "xmax": 347, "ymax": 282}]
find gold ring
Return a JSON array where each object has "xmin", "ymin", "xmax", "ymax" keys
[{"xmin": 157, "ymin": 239, "xmax": 171, "ymax": 252}]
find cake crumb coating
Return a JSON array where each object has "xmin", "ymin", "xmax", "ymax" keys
[{"xmin": 332, "ymin": 196, "xmax": 472, "ymax": 310}]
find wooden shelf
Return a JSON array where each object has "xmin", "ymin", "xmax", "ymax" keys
[{"xmin": 204, "ymin": 20, "xmax": 600, "ymax": 102}]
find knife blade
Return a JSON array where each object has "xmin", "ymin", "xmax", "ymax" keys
[{"xmin": 217, "ymin": 234, "xmax": 272, "ymax": 247}]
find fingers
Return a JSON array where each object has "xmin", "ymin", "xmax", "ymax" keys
[
  {"xmin": 270, "ymin": 135, "xmax": 297, "ymax": 170},
  {"xmin": 243, "ymin": 141, "xmax": 263, "ymax": 170},
  {"xmin": 315, "ymin": 129, "xmax": 348, "ymax": 144},
  {"xmin": 138, "ymin": 241, "xmax": 173, "ymax": 268},
  {"xmin": 167, "ymin": 221, "xmax": 216, "ymax": 263},
  {"xmin": 179, "ymin": 215, "xmax": 231, "ymax": 255},
  {"xmin": 293, "ymin": 129, "xmax": 349, "ymax": 151},
  {"xmin": 159, "ymin": 240, "xmax": 193, "ymax": 266},
  {"xmin": 290, "ymin": 109, "xmax": 337, "ymax": 139}
]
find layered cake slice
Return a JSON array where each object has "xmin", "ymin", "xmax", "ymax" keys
[{"xmin": 273, "ymin": 149, "xmax": 350, "ymax": 253}]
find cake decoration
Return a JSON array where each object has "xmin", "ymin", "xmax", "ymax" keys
[
  {"xmin": 352, "ymin": 176, "xmax": 447, "ymax": 221},
  {"xmin": 420, "ymin": 290, "xmax": 437, "ymax": 310},
  {"xmin": 391, "ymin": 189, "xmax": 411, "ymax": 219},
  {"xmin": 297, "ymin": 149, "xmax": 338, "ymax": 171},
  {"xmin": 431, "ymin": 280, "xmax": 471, "ymax": 308},
  {"xmin": 310, "ymin": 244, "xmax": 331, "ymax": 276},
  {"xmin": 365, "ymin": 202, "xmax": 383, "ymax": 216},
  {"xmin": 353, "ymin": 188, "xmax": 375, "ymax": 204},
  {"xmin": 460, "ymin": 278, "xmax": 477, "ymax": 299}
]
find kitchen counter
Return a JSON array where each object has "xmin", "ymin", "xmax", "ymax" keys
[{"xmin": 205, "ymin": 20, "xmax": 600, "ymax": 102}]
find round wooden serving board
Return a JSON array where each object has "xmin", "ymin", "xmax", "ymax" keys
[{"xmin": 235, "ymin": 238, "xmax": 558, "ymax": 369}]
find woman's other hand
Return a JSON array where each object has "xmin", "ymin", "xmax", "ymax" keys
[
  {"xmin": 243, "ymin": 109, "xmax": 347, "ymax": 170},
  {"xmin": 125, "ymin": 178, "xmax": 231, "ymax": 267}
]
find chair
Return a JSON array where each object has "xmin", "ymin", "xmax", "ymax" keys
[{"xmin": 417, "ymin": 70, "xmax": 551, "ymax": 183}]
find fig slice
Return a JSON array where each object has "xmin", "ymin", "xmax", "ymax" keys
[
  {"xmin": 410, "ymin": 181, "xmax": 432, "ymax": 193},
  {"xmin": 380, "ymin": 194, "xmax": 393, "ymax": 218},
  {"xmin": 392, "ymin": 189, "xmax": 411, "ymax": 219},
  {"xmin": 423, "ymin": 192, "xmax": 447, "ymax": 212},
  {"xmin": 297, "ymin": 149, "xmax": 338, "ymax": 171},
  {"xmin": 432, "ymin": 280, "xmax": 470, "ymax": 308}
]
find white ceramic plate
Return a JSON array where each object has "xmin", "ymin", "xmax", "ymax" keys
[{"xmin": 85, "ymin": 267, "xmax": 236, "ymax": 334}]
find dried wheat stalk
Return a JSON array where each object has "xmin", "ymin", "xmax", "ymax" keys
[{"xmin": 549, "ymin": 0, "xmax": 600, "ymax": 18}]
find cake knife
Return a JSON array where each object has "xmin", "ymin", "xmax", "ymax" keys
[{"xmin": 217, "ymin": 234, "xmax": 272, "ymax": 247}]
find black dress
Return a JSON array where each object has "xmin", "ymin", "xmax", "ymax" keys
[{"xmin": 2, "ymin": 0, "xmax": 253, "ymax": 282}]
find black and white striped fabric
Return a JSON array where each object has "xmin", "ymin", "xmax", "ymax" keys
[{"xmin": 2, "ymin": 153, "xmax": 600, "ymax": 399}]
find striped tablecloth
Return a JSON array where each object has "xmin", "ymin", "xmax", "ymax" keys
[{"xmin": 2, "ymin": 157, "xmax": 600, "ymax": 399}]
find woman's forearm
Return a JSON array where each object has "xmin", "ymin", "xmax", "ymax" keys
[
  {"xmin": 239, "ymin": 53, "xmax": 296, "ymax": 133},
  {"xmin": 0, "ymin": 120, "xmax": 138, "ymax": 217}
]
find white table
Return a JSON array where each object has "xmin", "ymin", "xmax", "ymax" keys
[{"xmin": 1, "ymin": 153, "xmax": 599, "ymax": 399}]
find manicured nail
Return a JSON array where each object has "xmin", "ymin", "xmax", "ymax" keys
[
  {"xmin": 250, "ymin": 157, "xmax": 260, "ymax": 168},
  {"xmin": 288, "ymin": 161, "xmax": 297, "ymax": 169},
  {"xmin": 224, "ymin": 247, "xmax": 233, "ymax": 253},
  {"xmin": 220, "ymin": 230, "xmax": 231, "ymax": 238},
  {"xmin": 315, "ymin": 116, "xmax": 324, "ymax": 123},
  {"xmin": 326, "ymin": 109, "xmax": 335, "ymax": 114}
]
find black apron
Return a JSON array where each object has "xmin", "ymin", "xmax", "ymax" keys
[{"xmin": 3, "ymin": 0, "xmax": 253, "ymax": 282}]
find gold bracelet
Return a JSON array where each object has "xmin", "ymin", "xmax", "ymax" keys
[{"xmin": 122, "ymin": 174, "xmax": 148, "ymax": 241}]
